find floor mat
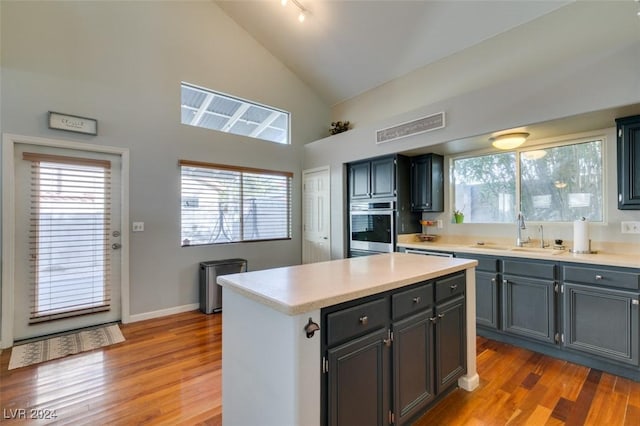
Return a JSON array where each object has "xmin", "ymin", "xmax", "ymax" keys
[{"xmin": 8, "ymin": 324, "xmax": 124, "ymax": 370}]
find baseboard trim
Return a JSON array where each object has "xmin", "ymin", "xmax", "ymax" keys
[{"xmin": 128, "ymin": 303, "xmax": 200, "ymax": 323}]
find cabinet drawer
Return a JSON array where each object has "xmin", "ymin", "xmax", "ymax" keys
[
  {"xmin": 435, "ymin": 273, "xmax": 465, "ymax": 303},
  {"xmin": 503, "ymin": 259, "xmax": 555, "ymax": 280},
  {"xmin": 563, "ymin": 266, "xmax": 640, "ymax": 290},
  {"xmin": 457, "ymin": 254, "xmax": 499, "ymax": 272},
  {"xmin": 392, "ymin": 282, "xmax": 433, "ymax": 320},
  {"xmin": 326, "ymin": 298, "xmax": 389, "ymax": 346}
]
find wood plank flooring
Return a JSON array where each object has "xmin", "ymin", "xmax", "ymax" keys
[{"xmin": 1, "ymin": 310, "xmax": 639, "ymax": 425}]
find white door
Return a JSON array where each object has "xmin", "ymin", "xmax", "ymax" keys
[
  {"xmin": 12, "ymin": 143, "xmax": 122, "ymax": 341},
  {"xmin": 302, "ymin": 167, "xmax": 331, "ymax": 264}
]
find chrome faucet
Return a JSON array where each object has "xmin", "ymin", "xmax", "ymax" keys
[{"xmin": 516, "ymin": 212, "xmax": 528, "ymax": 247}]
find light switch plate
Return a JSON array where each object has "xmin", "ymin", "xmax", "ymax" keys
[
  {"xmin": 621, "ymin": 221, "xmax": 640, "ymax": 234},
  {"xmin": 132, "ymin": 222, "xmax": 144, "ymax": 232}
]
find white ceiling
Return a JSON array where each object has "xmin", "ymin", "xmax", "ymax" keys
[{"xmin": 216, "ymin": 0, "xmax": 573, "ymax": 106}]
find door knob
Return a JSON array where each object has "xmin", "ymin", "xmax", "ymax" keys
[{"xmin": 112, "ymin": 243, "xmax": 122, "ymax": 250}]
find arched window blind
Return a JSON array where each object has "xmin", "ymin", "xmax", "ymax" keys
[
  {"xmin": 23, "ymin": 152, "xmax": 112, "ymax": 323},
  {"xmin": 179, "ymin": 160, "xmax": 292, "ymax": 246}
]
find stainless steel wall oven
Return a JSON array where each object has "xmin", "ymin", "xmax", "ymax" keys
[{"xmin": 349, "ymin": 200, "xmax": 395, "ymax": 255}]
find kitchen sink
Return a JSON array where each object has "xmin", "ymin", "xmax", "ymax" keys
[
  {"xmin": 465, "ymin": 244, "xmax": 566, "ymax": 255},
  {"xmin": 467, "ymin": 244, "xmax": 510, "ymax": 250},
  {"xmin": 510, "ymin": 247, "xmax": 566, "ymax": 255}
]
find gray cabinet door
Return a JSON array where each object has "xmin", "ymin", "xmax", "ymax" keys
[
  {"xmin": 392, "ymin": 310, "xmax": 434, "ymax": 425},
  {"xmin": 476, "ymin": 271, "xmax": 499, "ymax": 330},
  {"xmin": 349, "ymin": 161, "xmax": 371, "ymax": 200},
  {"xmin": 435, "ymin": 295, "xmax": 466, "ymax": 393},
  {"xmin": 502, "ymin": 275, "xmax": 556, "ymax": 344},
  {"xmin": 410, "ymin": 154, "xmax": 444, "ymax": 212},
  {"xmin": 370, "ymin": 157, "xmax": 396, "ymax": 198},
  {"xmin": 327, "ymin": 328, "xmax": 390, "ymax": 426},
  {"xmin": 563, "ymin": 283, "xmax": 639, "ymax": 366},
  {"xmin": 616, "ymin": 115, "xmax": 640, "ymax": 209}
]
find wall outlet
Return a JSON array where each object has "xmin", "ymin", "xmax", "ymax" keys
[
  {"xmin": 132, "ymin": 222, "xmax": 145, "ymax": 232},
  {"xmin": 621, "ymin": 221, "xmax": 640, "ymax": 234},
  {"xmin": 436, "ymin": 220, "xmax": 443, "ymax": 229}
]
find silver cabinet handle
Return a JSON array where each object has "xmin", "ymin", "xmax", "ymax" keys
[
  {"xmin": 491, "ymin": 278, "xmax": 496, "ymax": 284},
  {"xmin": 359, "ymin": 316, "xmax": 368, "ymax": 325},
  {"xmin": 413, "ymin": 296, "xmax": 421, "ymax": 304},
  {"xmin": 450, "ymin": 284, "xmax": 458, "ymax": 290},
  {"xmin": 595, "ymin": 275, "xmax": 603, "ymax": 280},
  {"xmin": 437, "ymin": 313, "xmax": 445, "ymax": 319},
  {"xmin": 429, "ymin": 316, "xmax": 437, "ymax": 323}
]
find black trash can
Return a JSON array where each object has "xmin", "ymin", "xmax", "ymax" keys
[{"xmin": 199, "ymin": 258, "xmax": 247, "ymax": 314}]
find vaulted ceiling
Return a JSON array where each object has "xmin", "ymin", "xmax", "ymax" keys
[{"xmin": 216, "ymin": 0, "xmax": 573, "ymax": 106}]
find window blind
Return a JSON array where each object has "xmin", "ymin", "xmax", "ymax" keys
[
  {"xmin": 179, "ymin": 160, "xmax": 292, "ymax": 246},
  {"xmin": 23, "ymin": 152, "xmax": 112, "ymax": 323}
]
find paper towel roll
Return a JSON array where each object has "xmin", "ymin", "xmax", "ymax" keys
[{"xmin": 573, "ymin": 218, "xmax": 590, "ymax": 253}]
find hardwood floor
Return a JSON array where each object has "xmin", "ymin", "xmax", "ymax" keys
[
  {"xmin": 0, "ymin": 311, "xmax": 223, "ymax": 425},
  {"xmin": 1, "ymin": 310, "xmax": 639, "ymax": 425}
]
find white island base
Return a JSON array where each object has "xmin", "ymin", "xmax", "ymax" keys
[{"xmin": 219, "ymin": 253, "xmax": 479, "ymax": 426}]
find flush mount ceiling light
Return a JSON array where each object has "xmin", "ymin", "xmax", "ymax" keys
[
  {"xmin": 281, "ymin": 0, "xmax": 308, "ymax": 23},
  {"xmin": 490, "ymin": 132, "xmax": 530, "ymax": 150}
]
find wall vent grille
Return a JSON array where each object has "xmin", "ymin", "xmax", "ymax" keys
[{"xmin": 376, "ymin": 112, "xmax": 445, "ymax": 144}]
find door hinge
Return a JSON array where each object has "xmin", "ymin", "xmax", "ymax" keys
[
  {"xmin": 554, "ymin": 333, "xmax": 564, "ymax": 344},
  {"xmin": 322, "ymin": 356, "xmax": 329, "ymax": 374},
  {"xmin": 554, "ymin": 283, "xmax": 562, "ymax": 293},
  {"xmin": 388, "ymin": 410, "xmax": 395, "ymax": 424}
]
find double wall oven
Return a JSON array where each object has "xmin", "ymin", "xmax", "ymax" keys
[{"xmin": 349, "ymin": 200, "xmax": 395, "ymax": 257}]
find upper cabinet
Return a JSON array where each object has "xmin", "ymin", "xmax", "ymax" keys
[
  {"xmin": 348, "ymin": 156, "xmax": 396, "ymax": 200},
  {"xmin": 616, "ymin": 115, "xmax": 640, "ymax": 209},
  {"xmin": 410, "ymin": 154, "xmax": 444, "ymax": 212}
]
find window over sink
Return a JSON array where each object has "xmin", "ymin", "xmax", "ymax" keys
[{"xmin": 452, "ymin": 138, "xmax": 603, "ymax": 223}]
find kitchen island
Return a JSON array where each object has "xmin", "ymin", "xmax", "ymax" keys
[{"xmin": 217, "ymin": 252, "xmax": 478, "ymax": 426}]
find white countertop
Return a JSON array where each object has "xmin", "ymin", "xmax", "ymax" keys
[
  {"xmin": 217, "ymin": 252, "xmax": 477, "ymax": 315},
  {"xmin": 398, "ymin": 241, "xmax": 640, "ymax": 269}
]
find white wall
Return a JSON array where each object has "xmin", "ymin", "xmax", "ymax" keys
[
  {"xmin": 304, "ymin": 40, "xmax": 640, "ymax": 258},
  {"xmin": 331, "ymin": 1, "xmax": 640, "ymax": 129},
  {"xmin": 0, "ymin": 1, "xmax": 329, "ymax": 320}
]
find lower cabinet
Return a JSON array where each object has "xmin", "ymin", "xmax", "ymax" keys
[
  {"xmin": 562, "ymin": 264, "xmax": 640, "ymax": 368},
  {"xmin": 462, "ymin": 254, "xmax": 640, "ymax": 381},
  {"xmin": 392, "ymin": 310, "xmax": 434, "ymax": 425},
  {"xmin": 476, "ymin": 271, "xmax": 499, "ymax": 329},
  {"xmin": 454, "ymin": 253, "xmax": 500, "ymax": 330},
  {"xmin": 322, "ymin": 272, "xmax": 466, "ymax": 426},
  {"xmin": 501, "ymin": 259, "xmax": 556, "ymax": 345},
  {"xmin": 327, "ymin": 328, "xmax": 390, "ymax": 426},
  {"xmin": 434, "ymin": 295, "xmax": 466, "ymax": 393},
  {"xmin": 502, "ymin": 275, "xmax": 556, "ymax": 344}
]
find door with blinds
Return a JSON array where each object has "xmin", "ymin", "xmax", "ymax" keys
[{"xmin": 13, "ymin": 144, "xmax": 122, "ymax": 341}]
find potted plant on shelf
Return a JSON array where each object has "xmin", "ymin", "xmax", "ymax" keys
[{"xmin": 453, "ymin": 208, "xmax": 464, "ymax": 224}]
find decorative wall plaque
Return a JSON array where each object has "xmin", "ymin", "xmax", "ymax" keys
[
  {"xmin": 376, "ymin": 112, "xmax": 445, "ymax": 144},
  {"xmin": 48, "ymin": 111, "xmax": 98, "ymax": 135}
]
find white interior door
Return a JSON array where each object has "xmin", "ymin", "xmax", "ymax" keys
[
  {"xmin": 12, "ymin": 143, "xmax": 122, "ymax": 341},
  {"xmin": 302, "ymin": 167, "xmax": 331, "ymax": 264}
]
